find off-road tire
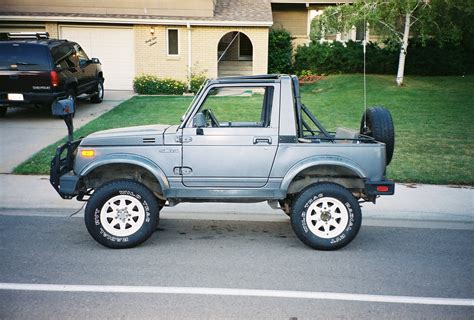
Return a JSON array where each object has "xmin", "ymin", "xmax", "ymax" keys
[
  {"xmin": 90, "ymin": 78, "xmax": 104, "ymax": 103},
  {"xmin": 84, "ymin": 179, "xmax": 159, "ymax": 249},
  {"xmin": 290, "ymin": 183, "xmax": 362, "ymax": 250},
  {"xmin": 360, "ymin": 106, "xmax": 395, "ymax": 165}
]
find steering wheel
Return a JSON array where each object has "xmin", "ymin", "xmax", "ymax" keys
[{"xmin": 202, "ymin": 109, "xmax": 220, "ymax": 127}]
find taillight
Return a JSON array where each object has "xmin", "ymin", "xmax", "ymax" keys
[
  {"xmin": 50, "ymin": 70, "xmax": 59, "ymax": 87},
  {"xmin": 376, "ymin": 186, "xmax": 390, "ymax": 193}
]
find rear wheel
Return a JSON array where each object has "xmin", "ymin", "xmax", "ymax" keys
[
  {"xmin": 360, "ymin": 107, "xmax": 395, "ymax": 165},
  {"xmin": 290, "ymin": 183, "xmax": 362, "ymax": 250},
  {"xmin": 84, "ymin": 180, "xmax": 159, "ymax": 248},
  {"xmin": 90, "ymin": 78, "xmax": 104, "ymax": 103},
  {"xmin": 0, "ymin": 107, "xmax": 7, "ymax": 117}
]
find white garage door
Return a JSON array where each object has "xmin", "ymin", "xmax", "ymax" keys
[{"xmin": 60, "ymin": 26, "xmax": 134, "ymax": 90}]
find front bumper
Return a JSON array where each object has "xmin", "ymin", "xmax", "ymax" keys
[{"xmin": 50, "ymin": 140, "xmax": 81, "ymax": 199}]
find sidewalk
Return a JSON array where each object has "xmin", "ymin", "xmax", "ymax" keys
[{"xmin": 1, "ymin": 174, "xmax": 473, "ymax": 224}]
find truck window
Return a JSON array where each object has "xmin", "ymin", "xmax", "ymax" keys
[
  {"xmin": 0, "ymin": 43, "xmax": 50, "ymax": 71},
  {"xmin": 195, "ymin": 86, "xmax": 273, "ymax": 127}
]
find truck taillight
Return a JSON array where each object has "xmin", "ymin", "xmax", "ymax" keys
[{"xmin": 50, "ymin": 70, "xmax": 59, "ymax": 87}]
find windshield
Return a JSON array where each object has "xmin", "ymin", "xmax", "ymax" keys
[
  {"xmin": 0, "ymin": 43, "xmax": 51, "ymax": 71},
  {"xmin": 180, "ymin": 79, "xmax": 209, "ymax": 122}
]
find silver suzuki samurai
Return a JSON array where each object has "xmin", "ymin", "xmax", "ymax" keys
[{"xmin": 51, "ymin": 75, "xmax": 395, "ymax": 250}]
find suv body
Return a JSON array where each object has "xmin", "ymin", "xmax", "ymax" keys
[
  {"xmin": 51, "ymin": 74, "xmax": 395, "ymax": 250},
  {"xmin": 0, "ymin": 32, "xmax": 104, "ymax": 116}
]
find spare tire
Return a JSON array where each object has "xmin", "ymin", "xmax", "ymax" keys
[{"xmin": 360, "ymin": 107, "xmax": 395, "ymax": 165}]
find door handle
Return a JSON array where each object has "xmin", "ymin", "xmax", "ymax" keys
[{"xmin": 253, "ymin": 137, "xmax": 272, "ymax": 145}]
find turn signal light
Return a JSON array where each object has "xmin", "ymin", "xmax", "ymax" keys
[
  {"xmin": 376, "ymin": 186, "xmax": 390, "ymax": 192},
  {"xmin": 50, "ymin": 70, "xmax": 59, "ymax": 87},
  {"xmin": 81, "ymin": 150, "xmax": 95, "ymax": 158}
]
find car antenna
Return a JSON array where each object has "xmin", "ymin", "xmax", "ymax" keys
[{"xmin": 362, "ymin": 8, "xmax": 368, "ymax": 132}]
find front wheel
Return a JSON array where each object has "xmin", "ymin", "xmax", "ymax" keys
[
  {"xmin": 290, "ymin": 183, "xmax": 362, "ymax": 250},
  {"xmin": 84, "ymin": 180, "xmax": 159, "ymax": 248},
  {"xmin": 90, "ymin": 79, "xmax": 104, "ymax": 103}
]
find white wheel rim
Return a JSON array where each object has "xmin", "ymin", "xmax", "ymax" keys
[
  {"xmin": 98, "ymin": 82, "xmax": 103, "ymax": 98},
  {"xmin": 100, "ymin": 195, "xmax": 145, "ymax": 237},
  {"xmin": 305, "ymin": 197, "xmax": 349, "ymax": 239}
]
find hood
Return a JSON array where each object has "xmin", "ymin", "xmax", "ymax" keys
[{"xmin": 81, "ymin": 124, "xmax": 171, "ymax": 146}]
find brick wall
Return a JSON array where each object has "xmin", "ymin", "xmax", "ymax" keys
[
  {"xmin": 134, "ymin": 25, "xmax": 269, "ymax": 81},
  {"xmin": 45, "ymin": 22, "xmax": 58, "ymax": 38}
]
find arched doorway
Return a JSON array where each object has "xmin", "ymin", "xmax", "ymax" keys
[{"xmin": 217, "ymin": 31, "xmax": 253, "ymax": 77}]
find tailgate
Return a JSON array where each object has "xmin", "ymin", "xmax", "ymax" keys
[
  {"xmin": 0, "ymin": 42, "xmax": 53, "ymax": 94},
  {"xmin": 0, "ymin": 70, "xmax": 52, "ymax": 93}
]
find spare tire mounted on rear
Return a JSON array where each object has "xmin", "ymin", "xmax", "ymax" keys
[{"xmin": 360, "ymin": 107, "xmax": 395, "ymax": 165}]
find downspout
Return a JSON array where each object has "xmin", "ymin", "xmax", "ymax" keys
[{"xmin": 187, "ymin": 22, "xmax": 192, "ymax": 91}]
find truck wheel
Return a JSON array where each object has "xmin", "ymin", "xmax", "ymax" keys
[
  {"xmin": 290, "ymin": 183, "xmax": 362, "ymax": 250},
  {"xmin": 0, "ymin": 107, "xmax": 7, "ymax": 117},
  {"xmin": 90, "ymin": 79, "xmax": 104, "ymax": 103},
  {"xmin": 360, "ymin": 107, "xmax": 395, "ymax": 165},
  {"xmin": 84, "ymin": 180, "xmax": 159, "ymax": 249}
]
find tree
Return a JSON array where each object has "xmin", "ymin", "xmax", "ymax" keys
[
  {"xmin": 268, "ymin": 28, "xmax": 293, "ymax": 74},
  {"xmin": 318, "ymin": 0, "xmax": 433, "ymax": 86}
]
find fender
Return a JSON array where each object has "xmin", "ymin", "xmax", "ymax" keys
[
  {"xmin": 79, "ymin": 153, "xmax": 170, "ymax": 193},
  {"xmin": 280, "ymin": 155, "xmax": 367, "ymax": 193}
]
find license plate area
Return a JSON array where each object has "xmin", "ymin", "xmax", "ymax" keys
[{"xmin": 8, "ymin": 93, "xmax": 24, "ymax": 101}]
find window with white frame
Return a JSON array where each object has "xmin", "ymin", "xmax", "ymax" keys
[{"xmin": 167, "ymin": 29, "xmax": 179, "ymax": 55}]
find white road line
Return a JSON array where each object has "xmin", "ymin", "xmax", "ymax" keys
[{"xmin": 0, "ymin": 283, "xmax": 472, "ymax": 306}]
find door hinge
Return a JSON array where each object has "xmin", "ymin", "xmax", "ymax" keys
[
  {"xmin": 175, "ymin": 136, "xmax": 192, "ymax": 143},
  {"xmin": 173, "ymin": 167, "xmax": 193, "ymax": 175}
]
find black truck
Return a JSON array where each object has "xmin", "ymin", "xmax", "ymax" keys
[{"xmin": 0, "ymin": 32, "xmax": 104, "ymax": 117}]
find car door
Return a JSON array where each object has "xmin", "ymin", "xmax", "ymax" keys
[
  {"xmin": 72, "ymin": 43, "xmax": 95, "ymax": 93},
  {"xmin": 181, "ymin": 84, "xmax": 279, "ymax": 188}
]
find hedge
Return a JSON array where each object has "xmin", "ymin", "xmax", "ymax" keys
[{"xmin": 293, "ymin": 40, "xmax": 473, "ymax": 76}]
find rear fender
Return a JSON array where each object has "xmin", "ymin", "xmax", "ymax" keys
[{"xmin": 280, "ymin": 156, "xmax": 366, "ymax": 194}]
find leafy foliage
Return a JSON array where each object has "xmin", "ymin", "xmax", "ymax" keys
[
  {"xmin": 268, "ymin": 28, "xmax": 293, "ymax": 74},
  {"xmin": 133, "ymin": 75, "xmax": 187, "ymax": 95},
  {"xmin": 294, "ymin": 39, "xmax": 470, "ymax": 76},
  {"xmin": 190, "ymin": 73, "xmax": 207, "ymax": 94}
]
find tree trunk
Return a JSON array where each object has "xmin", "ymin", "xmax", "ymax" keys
[{"xmin": 396, "ymin": 12, "xmax": 411, "ymax": 86}]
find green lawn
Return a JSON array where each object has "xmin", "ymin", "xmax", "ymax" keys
[{"xmin": 14, "ymin": 74, "xmax": 474, "ymax": 185}]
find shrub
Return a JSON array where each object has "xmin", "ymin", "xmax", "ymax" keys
[
  {"xmin": 133, "ymin": 75, "xmax": 187, "ymax": 95},
  {"xmin": 294, "ymin": 40, "xmax": 398, "ymax": 75},
  {"xmin": 268, "ymin": 28, "xmax": 293, "ymax": 74},
  {"xmin": 190, "ymin": 73, "xmax": 207, "ymax": 94},
  {"xmin": 294, "ymin": 39, "xmax": 471, "ymax": 76}
]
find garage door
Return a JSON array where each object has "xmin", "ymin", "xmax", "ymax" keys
[{"xmin": 60, "ymin": 26, "xmax": 134, "ymax": 90}]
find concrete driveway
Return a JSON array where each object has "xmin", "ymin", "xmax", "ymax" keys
[{"xmin": 0, "ymin": 90, "xmax": 134, "ymax": 173}]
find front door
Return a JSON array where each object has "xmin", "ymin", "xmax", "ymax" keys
[{"xmin": 181, "ymin": 85, "xmax": 279, "ymax": 188}]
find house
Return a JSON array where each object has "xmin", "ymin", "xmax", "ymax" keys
[{"xmin": 0, "ymin": 0, "xmax": 352, "ymax": 90}]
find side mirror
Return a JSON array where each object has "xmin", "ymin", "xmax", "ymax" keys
[
  {"xmin": 91, "ymin": 57, "xmax": 100, "ymax": 64},
  {"xmin": 52, "ymin": 98, "xmax": 75, "ymax": 116},
  {"xmin": 193, "ymin": 113, "xmax": 206, "ymax": 128}
]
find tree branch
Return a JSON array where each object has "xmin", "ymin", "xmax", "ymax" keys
[{"xmin": 377, "ymin": 19, "xmax": 403, "ymax": 42}]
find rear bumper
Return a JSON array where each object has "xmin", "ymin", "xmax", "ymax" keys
[
  {"xmin": 0, "ymin": 91, "xmax": 65, "ymax": 107},
  {"xmin": 50, "ymin": 140, "xmax": 81, "ymax": 199},
  {"xmin": 365, "ymin": 180, "xmax": 395, "ymax": 196}
]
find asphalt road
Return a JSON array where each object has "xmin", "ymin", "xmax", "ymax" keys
[{"xmin": 0, "ymin": 212, "xmax": 472, "ymax": 319}]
